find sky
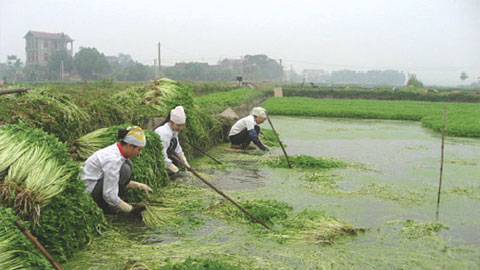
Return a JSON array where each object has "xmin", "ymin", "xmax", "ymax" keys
[{"xmin": 1, "ymin": 0, "xmax": 479, "ymax": 85}]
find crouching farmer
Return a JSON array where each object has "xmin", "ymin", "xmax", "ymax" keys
[
  {"xmin": 229, "ymin": 107, "xmax": 269, "ymax": 151},
  {"xmin": 155, "ymin": 106, "xmax": 190, "ymax": 179},
  {"xmin": 80, "ymin": 126, "xmax": 152, "ymax": 214}
]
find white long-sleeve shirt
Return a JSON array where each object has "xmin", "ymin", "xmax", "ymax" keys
[
  {"xmin": 229, "ymin": 115, "xmax": 257, "ymax": 136},
  {"xmin": 80, "ymin": 143, "xmax": 125, "ymax": 207},
  {"xmin": 155, "ymin": 123, "xmax": 184, "ymax": 167}
]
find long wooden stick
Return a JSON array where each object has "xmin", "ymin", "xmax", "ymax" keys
[
  {"xmin": 14, "ymin": 220, "xmax": 63, "ymax": 270},
  {"xmin": 184, "ymin": 140, "xmax": 222, "ymax": 165},
  {"xmin": 0, "ymin": 88, "xmax": 32, "ymax": 96},
  {"xmin": 267, "ymin": 117, "xmax": 292, "ymax": 168},
  {"xmin": 170, "ymin": 155, "xmax": 271, "ymax": 230},
  {"xmin": 436, "ymin": 107, "xmax": 447, "ymax": 221}
]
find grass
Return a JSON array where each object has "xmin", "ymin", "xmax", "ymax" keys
[{"xmin": 263, "ymin": 97, "xmax": 480, "ymax": 137}]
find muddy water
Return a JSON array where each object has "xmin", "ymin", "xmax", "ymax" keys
[
  {"xmin": 65, "ymin": 116, "xmax": 480, "ymax": 270},
  {"xmin": 267, "ymin": 116, "xmax": 480, "ymax": 245}
]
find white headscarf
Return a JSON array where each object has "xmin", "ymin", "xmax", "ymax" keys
[
  {"xmin": 250, "ymin": 107, "xmax": 267, "ymax": 118},
  {"xmin": 170, "ymin": 106, "xmax": 186, "ymax": 125}
]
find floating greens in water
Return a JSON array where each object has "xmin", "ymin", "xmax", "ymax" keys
[
  {"xmin": 259, "ymin": 129, "xmax": 284, "ymax": 148},
  {"xmin": 279, "ymin": 210, "xmax": 365, "ymax": 245},
  {"xmin": 212, "ymin": 199, "xmax": 364, "ymax": 244},
  {"xmin": 266, "ymin": 155, "xmax": 348, "ymax": 169},
  {"xmin": 446, "ymin": 186, "xmax": 480, "ymax": 200},
  {"xmin": 384, "ymin": 220, "xmax": 449, "ymax": 240},
  {"xmin": 217, "ymin": 199, "xmax": 293, "ymax": 226},
  {"xmin": 158, "ymin": 257, "xmax": 240, "ymax": 270}
]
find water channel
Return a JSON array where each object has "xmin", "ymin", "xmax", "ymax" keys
[{"xmin": 65, "ymin": 116, "xmax": 480, "ymax": 269}]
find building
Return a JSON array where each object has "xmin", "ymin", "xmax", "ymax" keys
[
  {"xmin": 24, "ymin": 31, "xmax": 73, "ymax": 66},
  {"xmin": 302, "ymin": 69, "xmax": 329, "ymax": 82}
]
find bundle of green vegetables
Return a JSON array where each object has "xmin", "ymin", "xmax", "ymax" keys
[
  {"xmin": 0, "ymin": 88, "xmax": 91, "ymax": 142},
  {"xmin": 0, "ymin": 123, "xmax": 73, "ymax": 223},
  {"xmin": 0, "ymin": 123, "xmax": 107, "ymax": 261},
  {"xmin": 0, "ymin": 207, "xmax": 51, "ymax": 270}
]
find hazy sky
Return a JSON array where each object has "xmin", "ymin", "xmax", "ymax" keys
[{"xmin": 1, "ymin": 0, "xmax": 479, "ymax": 85}]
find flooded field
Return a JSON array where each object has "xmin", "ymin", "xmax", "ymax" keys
[{"xmin": 65, "ymin": 116, "xmax": 480, "ymax": 270}]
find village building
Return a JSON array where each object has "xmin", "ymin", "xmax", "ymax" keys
[{"xmin": 24, "ymin": 31, "xmax": 73, "ymax": 65}]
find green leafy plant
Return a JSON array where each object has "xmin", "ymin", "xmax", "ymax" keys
[
  {"xmin": 158, "ymin": 257, "xmax": 240, "ymax": 270},
  {"xmin": 266, "ymin": 155, "xmax": 348, "ymax": 169}
]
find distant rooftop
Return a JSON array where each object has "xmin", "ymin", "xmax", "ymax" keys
[{"xmin": 24, "ymin": 31, "xmax": 73, "ymax": 42}]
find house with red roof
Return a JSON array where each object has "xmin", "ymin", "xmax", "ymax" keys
[{"xmin": 24, "ymin": 31, "xmax": 74, "ymax": 65}]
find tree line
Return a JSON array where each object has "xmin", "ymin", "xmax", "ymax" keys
[{"xmin": 0, "ymin": 48, "xmax": 283, "ymax": 83}]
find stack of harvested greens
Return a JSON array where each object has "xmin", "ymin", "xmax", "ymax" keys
[
  {"xmin": 0, "ymin": 206, "xmax": 51, "ymax": 270},
  {"xmin": 0, "ymin": 123, "xmax": 73, "ymax": 223},
  {"xmin": 0, "ymin": 123, "xmax": 107, "ymax": 261}
]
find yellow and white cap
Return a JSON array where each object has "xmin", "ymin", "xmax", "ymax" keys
[{"xmin": 123, "ymin": 126, "xmax": 146, "ymax": 147}]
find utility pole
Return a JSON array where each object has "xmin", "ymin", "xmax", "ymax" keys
[
  {"xmin": 290, "ymin": 64, "xmax": 293, "ymax": 82},
  {"xmin": 157, "ymin": 42, "xmax": 162, "ymax": 78},
  {"xmin": 61, "ymin": 60, "xmax": 64, "ymax": 82},
  {"xmin": 153, "ymin": 59, "xmax": 157, "ymax": 79}
]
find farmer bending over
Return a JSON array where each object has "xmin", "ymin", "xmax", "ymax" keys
[
  {"xmin": 80, "ymin": 126, "xmax": 152, "ymax": 214},
  {"xmin": 155, "ymin": 106, "xmax": 190, "ymax": 178},
  {"xmin": 229, "ymin": 107, "xmax": 269, "ymax": 151}
]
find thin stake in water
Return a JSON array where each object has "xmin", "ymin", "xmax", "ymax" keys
[
  {"xmin": 436, "ymin": 107, "xmax": 447, "ymax": 221},
  {"xmin": 267, "ymin": 117, "xmax": 292, "ymax": 168},
  {"xmin": 170, "ymin": 155, "xmax": 271, "ymax": 230}
]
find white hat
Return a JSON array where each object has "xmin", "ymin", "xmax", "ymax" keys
[
  {"xmin": 170, "ymin": 106, "xmax": 186, "ymax": 125},
  {"xmin": 250, "ymin": 107, "xmax": 267, "ymax": 118},
  {"xmin": 123, "ymin": 126, "xmax": 146, "ymax": 147}
]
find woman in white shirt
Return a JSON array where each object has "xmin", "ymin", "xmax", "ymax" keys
[
  {"xmin": 80, "ymin": 126, "xmax": 152, "ymax": 214},
  {"xmin": 155, "ymin": 106, "xmax": 190, "ymax": 178},
  {"xmin": 229, "ymin": 107, "xmax": 269, "ymax": 151}
]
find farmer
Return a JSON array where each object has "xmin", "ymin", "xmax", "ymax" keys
[
  {"xmin": 229, "ymin": 107, "xmax": 269, "ymax": 151},
  {"xmin": 80, "ymin": 126, "xmax": 152, "ymax": 214},
  {"xmin": 155, "ymin": 106, "xmax": 190, "ymax": 178}
]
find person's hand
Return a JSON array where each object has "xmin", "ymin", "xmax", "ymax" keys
[
  {"xmin": 179, "ymin": 154, "xmax": 190, "ymax": 168},
  {"xmin": 128, "ymin": 181, "xmax": 153, "ymax": 194},
  {"xmin": 117, "ymin": 200, "xmax": 133, "ymax": 213},
  {"xmin": 167, "ymin": 163, "xmax": 179, "ymax": 173}
]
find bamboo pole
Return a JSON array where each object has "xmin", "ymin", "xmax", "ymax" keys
[
  {"xmin": 14, "ymin": 220, "xmax": 63, "ymax": 270},
  {"xmin": 170, "ymin": 155, "xmax": 271, "ymax": 230},
  {"xmin": 184, "ymin": 140, "xmax": 222, "ymax": 165},
  {"xmin": 0, "ymin": 88, "xmax": 32, "ymax": 96},
  {"xmin": 267, "ymin": 117, "xmax": 292, "ymax": 168},
  {"xmin": 435, "ymin": 107, "xmax": 447, "ymax": 221}
]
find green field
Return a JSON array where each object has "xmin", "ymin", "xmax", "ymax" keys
[
  {"xmin": 263, "ymin": 97, "xmax": 480, "ymax": 137},
  {"xmin": 194, "ymin": 88, "xmax": 270, "ymax": 114}
]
